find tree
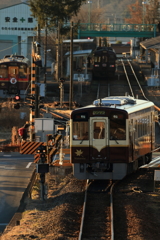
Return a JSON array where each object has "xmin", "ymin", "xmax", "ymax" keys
[
  {"xmin": 144, "ymin": 0, "xmax": 159, "ymax": 24},
  {"xmin": 124, "ymin": 1, "xmax": 143, "ymax": 24},
  {"xmin": 28, "ymin": 0, "xmax": 87, "ymax": 28},
  {"xmin": 70, "ymin": 3, "xmax": 106, "ymax": 24},
  {"xmin": 125, "ymin": 0, "xmax": 160, "ymax": 24}
]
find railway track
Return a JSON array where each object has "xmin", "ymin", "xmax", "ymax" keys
[
  {"xmin": 120, "ymin": 59, "xmax": 148, "ymax": 100},
  {"xmin": 94, "ymin": 58, "xmax": 147, "ymax": 101},
  {"xmin": 78, "ymin": 180, "xmax": 115, "ymax": 240},
  {"xmin": 77, "ymin": 164, "xmax": 160, "ymax": 240}
]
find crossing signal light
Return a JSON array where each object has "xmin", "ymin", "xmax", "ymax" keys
[
  {"xmin": 39, "ymin": 96, "xmax": 45, "ymax": 103},
  {"xmin": 14, "ymin": 95, "xmax": 20, "ymax": 101},
  {"xmin": 14, "ymin": 103, "xmax": 20, "ymax": 109},
  {"xmin": 29, "ymin": 105, "xmax": 35, "ymax": 110},
  {"xmin": 26, "ymin": 95, "xmax": 35, "ymax": 101},
  {"xmin": 39, "ymin": 104, "xmax": 44, "ymax": 109}
]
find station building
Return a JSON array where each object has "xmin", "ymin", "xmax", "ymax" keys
[{"xmin": 0, "ymin": 2, "xmax": 37, "ymax": 60}]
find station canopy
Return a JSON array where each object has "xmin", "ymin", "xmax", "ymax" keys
[
  {"xmin": 140, "ymin": 36, "xmax": 160, "ymax": 50},
  {"xmin": 65, "ymin": 49, "xmax": 92, "ymax": 57},
  {"xmin": 63, "ymin": 39, "xmax": 94, "ymax": 44}
]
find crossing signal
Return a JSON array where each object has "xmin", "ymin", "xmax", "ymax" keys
[
  {"xmin": 14, "ymin": 103, "xmax": 20, "ymax": 109},
  {"xmin": 26, "ymin": 95, "xmax": 35, "ymax": 101},
  {"xmin": 29, "ymin": 105, "xmax": 35, "ymax": 110},
  {"xmin": 14, "ymin": 95, "xmax": 20, "ymax": 101}
]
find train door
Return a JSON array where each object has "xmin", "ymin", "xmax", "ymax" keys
[
  {"xmin": 8, "ymin": 66, "xmax": 19, "ymax": 80},
  {"xmin": 90, "ymin": 118, "xmax": 108, "ymax": 158}
]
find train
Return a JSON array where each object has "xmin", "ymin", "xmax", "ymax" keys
[
  {"xmin": 0, "ymin": 54, "xmax": 30, "ymax": 98},
  {"xmin": 70, "ymin": 96, "xmax": 157, "ymax": 180},
  {"xmin": 65, "ymin": 46, "xmax": 117, "ymax": 82},
  {"xmin": 89, "ymin": 46, "xmax": 117, "ymax": 79}
]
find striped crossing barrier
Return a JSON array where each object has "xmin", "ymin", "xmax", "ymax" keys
[
  {"xmin": 34, "ymin": 153, "xmax": 41, "ymax": 163},
  {"xmin": 20, "ymin": 135, "xmax": 63, "ymax": 164},
  {"xmin": 20, "ymin": 141, "xmax": 45, "ymax": 155}
]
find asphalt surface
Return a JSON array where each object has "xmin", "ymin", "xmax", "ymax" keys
[{"xmin": 0, "ymin": 152, "xmax": 35, "ymax": 232}]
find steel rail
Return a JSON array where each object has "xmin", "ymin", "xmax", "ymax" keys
[
  {"xmin": 124, "ymin": 59, "xmax": 160, "ymax": 114},
  {"xmin": 78, "ymin": 179, "xmax": 90, "ymax": 240},
  {"xmin": 127, "ymin": 59, "xmax": 149, "ymax": 100},
  {"xmin": 121, "ymin": 59, "xmax": 135, "ymax": 98},
  {"xmin": 78, "ymin": 180, "xmax": 113, "ymax": 240},
  {"xmin": 110, "ymin": 182, "xmax": 118, "ymax": 240}
]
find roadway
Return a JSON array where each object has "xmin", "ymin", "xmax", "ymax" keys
[{"xmin": 0, "ymin": 152, "xmax": 35, "ymax": 232}]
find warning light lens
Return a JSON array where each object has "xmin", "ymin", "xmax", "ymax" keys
[
  {"xmin": 14, "ymin": 95, "xmax": 20, "ymax": 101},
  {"xmin": 14, "ymin": 103, "xmax": 20, "ymax": 109}
]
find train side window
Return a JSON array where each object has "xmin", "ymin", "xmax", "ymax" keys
[
  {"xmin": 73, "ymin": 122, "xmax": 89, "ymax": 140},
  {"xmin": 93, "ymin": 122, "xmax": 105, "ymax": 139}
]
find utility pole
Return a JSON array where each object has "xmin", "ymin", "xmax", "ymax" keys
[
  {"xmin": 44, "ymin": 20, "xmax": 47, "ymax": 84},
  {"xmin": 97, "ymin": 0, "xmax": 100, "ymax": 8},
  {"xmin": 60, "ymin": 39, "xmax": 63, "ymax": 77},
  {"xmin": 35, "ymin": 24, "xmax": 41, "ymax": 118},
  {"xmin": 59, "ymin": 78, "xmax": 65, "ymax": 108},
  {"xmin": 69, "ymin": 22, "xmax": 73, "ymax": 110},
  {"xmin": 56, "ymin": 22, "xmax": 60, "ymax": 81},
  {"xmin": 30, "ymin": 25, "xmax": 41, "ymax": 141}
]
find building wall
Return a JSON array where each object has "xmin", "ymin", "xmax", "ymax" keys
[{"xmin": 0, "ymin": 3, "xmax": 37, "ymax": 60}]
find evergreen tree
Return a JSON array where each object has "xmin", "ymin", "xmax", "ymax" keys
[{"xmin": 29, "ymin": 0, "xmax": 86, "ymax": 28}]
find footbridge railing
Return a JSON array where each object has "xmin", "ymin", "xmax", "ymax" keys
[{"xmin": 77, "ymin": 23, "xmax": 157, "ymax": 38}]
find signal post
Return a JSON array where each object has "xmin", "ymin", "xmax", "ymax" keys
[{"xmin": 30, "ymin": 41, "xmax": 42, "ymax": 141}]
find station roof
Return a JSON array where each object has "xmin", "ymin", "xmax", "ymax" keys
[
  {"xmin": 65, "ymin": 49, "xmax": 92, "ymax": 57},
  {"xmin": 63, "ymin": 39, "xmax": 94, "ymax": 43},
  {"xmin": 140, "ymin": 36, "xmax": 160, "ymax": 49}
]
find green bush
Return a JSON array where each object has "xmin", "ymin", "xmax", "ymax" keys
[{"xmin": 116, "ymin": 40, "xmax": 122, "ymax": 44}]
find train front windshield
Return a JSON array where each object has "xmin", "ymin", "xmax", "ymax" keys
[
  {"xmin": 0, "ymin": 64, "xmax": 8, "ymax": 78},
  {"xmin": 19, "ymin": 64, "xmax": 27, "ymax": 78},
  {"xmin": 110, "ymin": 113, "xmax": 126, "ymax": 140},
  {"xmin": 72, "ymin": 113, "xmax": 89, "ymax": 140},
  {"xmin": 72, "ymin": 111, "xmax": 126, "ymax": 141},
  {"xmin": 73, "ymin": 122, "xmax": 89, "ymax": 140},
  {"xmin": 93, "ymin": 122, "xmax": 105, "ymax": 139}
]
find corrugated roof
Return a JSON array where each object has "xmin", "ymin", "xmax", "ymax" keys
[
  {"xmin": 65, "ymin": 49, "xmax": 92, "ymax": 56},
  {"xmin": 140, "ymin": 36, "xmax": 160, "ymax": 49},
  {"xmin": 63, "ymin": 39, "xmax": 94, "ymax": 43}
]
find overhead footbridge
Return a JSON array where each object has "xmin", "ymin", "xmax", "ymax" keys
[{"xmin": 76, "ymin": 23, "xmax": 157, "ymax": 38}]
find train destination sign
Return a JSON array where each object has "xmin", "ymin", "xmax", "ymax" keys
[{"xmin": 93, "ymin": 111, "xmax": 105, "ymax": 115}]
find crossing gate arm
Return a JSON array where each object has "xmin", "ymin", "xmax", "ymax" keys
[{"xmin": 20, "ymin": 141, "xmax": 45, "ymax": 155}]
